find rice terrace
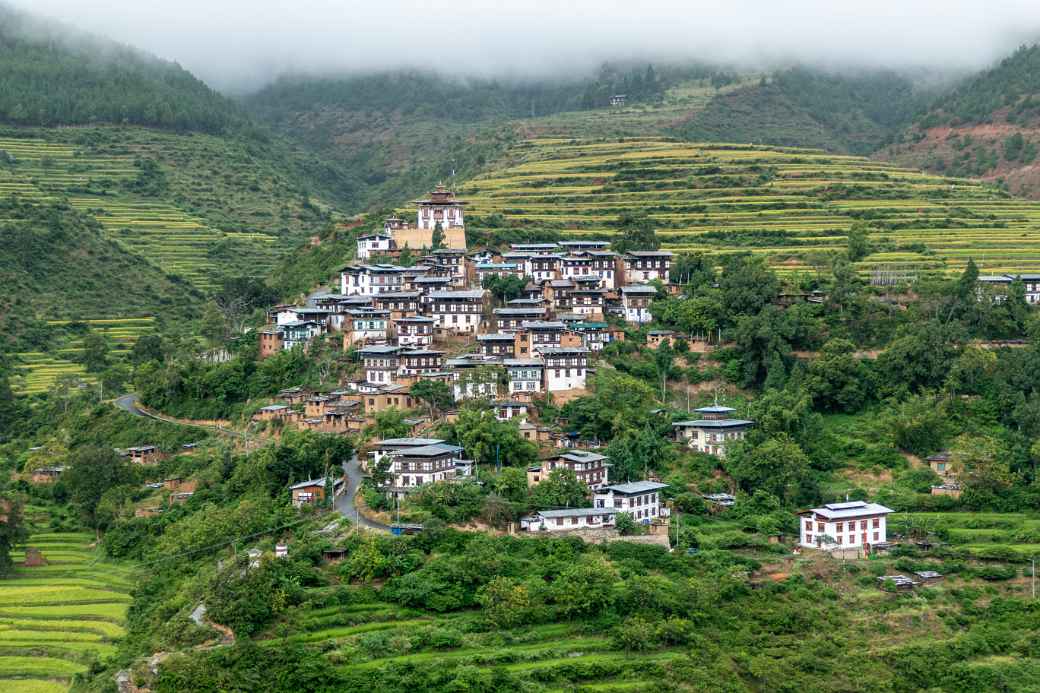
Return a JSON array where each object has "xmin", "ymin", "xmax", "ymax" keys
[{"xmin": 460, "ymin": 137, "xmax": 1040, "ymax": 277}]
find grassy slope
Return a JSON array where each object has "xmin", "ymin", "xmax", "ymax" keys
[{"xmin": 454, "ymin": 137, "xmax": 1040, "ymax": 276}]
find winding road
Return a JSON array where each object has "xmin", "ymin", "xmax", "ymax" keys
[
  {"xmin": 115, "ymin": 393, "xmax": 387, "ymax": 531},
  {"xmin": 335, "ymin": 454, "xmax": 390, "ymax": 531}
]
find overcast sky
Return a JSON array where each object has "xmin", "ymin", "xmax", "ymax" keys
[{"xmin": 11, "ymin": 0, "xmax": 1040, "ymax": 92}]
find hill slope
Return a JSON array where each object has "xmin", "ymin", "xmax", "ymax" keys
[
  {"xmin": 880, "ymin": 44, "xmax": 1040, "ymax": 198},
  {"xmin": 0, "ymin": 3, "xmax": 240, "ymax": 133},
  {"xmin": 454, "ymin": 136, "xmax": 1040, "ymax": 276},
  {"xmin": 672, "ymin": 68, "xmax": 929, "ymax": 155}
]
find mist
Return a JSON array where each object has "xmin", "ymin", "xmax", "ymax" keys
[{"xmin": 10, "ymin": 0, "xmax": 1040, "ymax": 93}]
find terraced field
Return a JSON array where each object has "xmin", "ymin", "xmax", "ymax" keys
[
  {"xmin": 892, "ymin": 512, "xmax": 1040, "ymax": 561},
  {"xmin": 11, "ymin": 317, "xmax": 155, "ymax": 395},
  {"xmin": 265, "ymin": 597, "xmax": 685, "ymax": 689},
  {"xmin": 0, "ymin": 530, "xmax": 133, "ymax": 692},
  {"xmin": 0, "ymin": 135, "xmax": 284, "ymax": 290},
  {"xmin": 457, "ymin": 137, "xmax": 1040, "ymax": 276}
]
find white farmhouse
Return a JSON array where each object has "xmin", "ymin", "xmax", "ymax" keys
[
  {"xmin": 540, "ymin": 347, "xmax": 589, "ymax": 392},
  {"xmin": 672, "ymin": 405, "xmax": 753, "ymax": 458},
  {"xmin": 356, "ymin": 231, "xmax": 394, "ymax": 260},
  {"xmin": 504, "ymin": 358, "xmax": 544, "ymax": 397},
  {"xmin": 798, "ymin": 501, "xmax": 893, "ymax": 551},
  {"xmin": 620, "ymin": 284, "xmax": 657, "ymax": 324},
  {"xmin": 520, "ymin": 507, "xmax": 618, "ymax": 532},
  {"xmin": 594, "ymin": 481, "xmax": 669, "ymax": 523}
]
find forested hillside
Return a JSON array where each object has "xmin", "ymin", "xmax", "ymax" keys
[
  {"xmin": 244, "ymin": 65, "xmax": 727, "ymax": 211},
  {"xmin": 881, "ymin": 44, "xmax": 1040, "ymax": 198},
  {"xmin": 673, "ymin": 68, "xmax": 930, "ymax": 154},
  {"xmin": 0, "ymin": 4, "xmax": 240, "ymax": 133}
]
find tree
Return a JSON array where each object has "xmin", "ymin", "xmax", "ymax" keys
[
  {"xmin": 0, "ymin": 496, "xmax": 28, "ymax": 577},
  {"xmin": 215, "ymin": 277, "xmax": 280, "ymax": 336},
  {"xmin": 490, "ymin": 467, "xmax": 529, "ymax": 503},
  {"xmin": 431, "ymin": 221, "xmax": 445, "ymax": 250},
  {"xmin": 718, "ymin": 255, "xmax": 781, "ymax": 317},
  {"xmin": 562, "ymin": 370, "xmax": 657, "ymax": 441},
  {"xmin": 804, "ymin": 338, "xmax": 869, "ymax": 412},
  {"xmin": 482, "ymin": 274, "xmax": 526, "ymax": 304},
  {"xmin": 724, "ymin": 435, "xmax": 810, "ymax": 504},
  {"xmin": 605, "ymin": 426, "xmax": 674, "ymax": 482},
  {"xmin": 64, "ymin": 445, "xmax": 132, "ymax": 528},
  {"xmin": 615, "ymin": 512, "xmax": 644, "ymax": 536},
  {"xmin": 445, "ymin": 406, "xmax": 537, "ymax": 469},
  {"xmin": 130, "ymin": 334, "xmax": 164, "ymax": 367},
  {"xmin": 611, "ymin": 211, "xmax": 659, "ymax": 253},
  {"xmin": 369, "ymin": 408, "xmax": 412, "ymax": 440},
  {"xmin": 410, "ymin": 380, "xmax": 454, "ymax": 416},
  {"xmin": 551, "ymin": 555, "xmax": 618, "ymax": 618},
  {"xmin": 477, "ymin": 576, "xmax": 536, "ymax": 628},
  {"xmin": 80, "ymin": 331, "xmax": 110, "ymax": 373},
  {"xmin": 531, "ymin": 469, "xmax": 589, "ymax": 508},
  {"xmin": 846, "ymin": 222, "xmax": 871, "ymax": 262}
]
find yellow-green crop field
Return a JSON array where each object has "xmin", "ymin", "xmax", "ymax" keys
[
  {"xmin": 0, "ymin": 528, "xmax": 133, "ymax": 692},
  {"xmin": 11, "ymin": 317, "xmax": 155, "ymax": 395},
  {"xmin": 0, "ymin": 135, "xmax": 282, "ymax": 291},
  {"xmin": 455, "ymin": 137, "xmax": 1040, "ymax": 276}
]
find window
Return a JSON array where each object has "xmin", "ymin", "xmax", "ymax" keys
[
  {"xmin": 836, "ymin": 522, "xmax": 843, "ymax": 532},
  {"xmin": 555, "ymin": 518, "xmax": 562, "ymax": 526},
  {"xmin": 805, "ymin": 534, "xmax": 812, "ymax": 544},
  {"xmin": 860, "ymin": 520, "xmax": 867, "ymax": 530},
  {"xmin": 817, "ymin": 522, "xmax": 825, "ymax": 532},
  {"xmin": 872, "ymin": 518, "xmax": 880, "ymax": 528},
  {"xmin": 873, "ymin": 532, "xmax": 879, "ymax": 541},
  {"xmin": 804, "ymin": 520, "xmax": 812, "ymax": 531},
  {"xmin": 837, "ymin": 536, "xmax": 843, "ymax": 544}
]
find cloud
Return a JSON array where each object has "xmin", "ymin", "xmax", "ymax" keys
[{"xmin": 10, "ymin": 0, "xmax": 1040, "ymax": 91}]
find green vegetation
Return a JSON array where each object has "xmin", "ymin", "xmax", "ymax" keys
[
  {"xmin": 675, "ymin": 68, "xmax": 929, "ymax": 154},
  {"xmin": 0, "ymin": 5, "xmax": 239, "ymax": 133},
  {"xmin": 459, "ymin": 136, "xmax": 1040, "ymax": 275}
]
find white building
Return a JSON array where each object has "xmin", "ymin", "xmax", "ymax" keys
[
  {"xmin": 393, "ymin": 316, "xmax": 434, "ymax": 347},
  {"xmin": 427, "ymin": 290, "xmax": 485, "ymax": 335},
  {"xmin": 505, "ymin": 359, "xmax": 544, "ymax": 396},
  {"xmin": 356, "ymin": 231, "xmax": 394, "ymax": 260},
  {"xmin": 340, "ymin": 264, "xmax": 409, "ymax": 296},
  {"xmin": 341, "ymin": 309, "xmax": 388, "ymax": 348},
  {"xmin": 540, "ymin": 347, "xmax": 589, "ymax": 392},
  {"xmin": 594, "ymin": 481, "xmax": 669, "ymax": 524},
  {"xmin": 357, "ymin": 345, "xmax": 401, "ymax": 385},
  {"xmin": 416, "ymin": 185, "xmax": 466, "ymax": 231},
  {"xmin": 386, "ymin": 442, "xmax": 464, "ymax": 496},
  {"xmin": 672, "ymin": 405, "xmax": 753, "ymax": 458},
  {"xmin": 520, "ymin": 507, "xmax": 618, "ymax": 532},
  {"xmin": 620, "ymin": 285, "xmax": 657, "ymax": 324},
  {"xmin": 798, "ymin": 501, "xmax": 893, "ymax": 551},
  {"xmin": 623, "ymin": 250, "xmax": 673, "ymax": 284}
]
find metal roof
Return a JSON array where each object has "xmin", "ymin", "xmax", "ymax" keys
[
  {"xmin": 377, "ymin": 437, "xmax": 444, "ymax": 447},
  {"xmin": 429, "ymin": 290, "xmax": 486, "ymax": 299},
  {"xmin": 805, "ymin": 501, "xmax": 894, "ymax": 519},
  {"xmin": 397, "ymin": 443, "xmax": 464, "ymax": 457},
  {"xmin": 534, "ymin": 507, "xmax": 618, "ymax": 519},
  {"xmin": 601, "ymin": 481, "xmax": 669, "ymax": 494},
  {"xmin": 672, "ymin": 419, "xmax": 753, "ymax": 428}
]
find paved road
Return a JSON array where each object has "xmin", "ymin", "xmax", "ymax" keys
[
  {"xmin": 336, "ymin": 454, "xmax": 390, "ymax": 532},
  {"xmin": 117, "ymin": 393, "xmax": 385, "ymax": 530},
  {"xmin": 114, "ymin": 393, "xmax": 245, "ymax": 439}
]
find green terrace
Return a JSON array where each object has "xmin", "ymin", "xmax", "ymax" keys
[
  {"xmin": 11, "ymin": 317, "xmax": 155, "ymax": 395},
  {"xmin": 454, "ymin": 137, "xmax": 1040, "ymax": 276},
  {"xmin": 0, "ymin": 133, "xmax": 297, "ymax": 292},
  {"xmin": 0, "ymin": 527, "xmax": 133, "ymax": 693}
]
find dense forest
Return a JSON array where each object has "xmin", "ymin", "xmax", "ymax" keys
[
  {"xmin": 917, "ymin": 44, "xmax": 1040, "ymax": 128},
  {"xmin": 674, "ymin": 68, "xmax": 932, "ymax": 154},
  {"xmin": 0, "ymin": 5, "xmax": 241, "ymax": 133}
]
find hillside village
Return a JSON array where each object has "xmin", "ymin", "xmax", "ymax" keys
[{"xmin": 13, "ymin": 5, "xmax": 1040, "ymax": 690}]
